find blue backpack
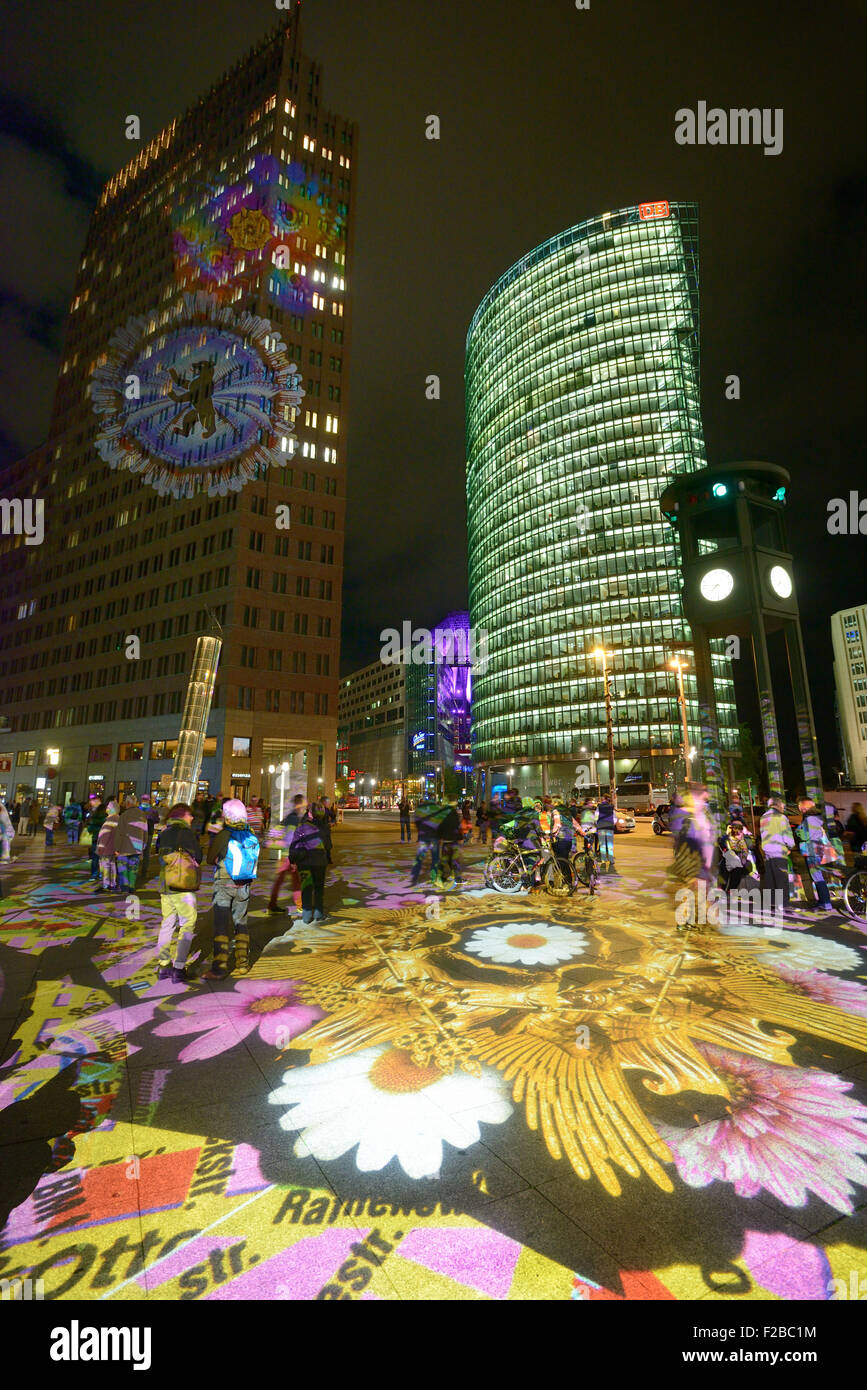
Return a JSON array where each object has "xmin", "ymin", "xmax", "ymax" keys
[{"xmin": 223, "ymin": 828, "xmax": 260, "ymax": 883}]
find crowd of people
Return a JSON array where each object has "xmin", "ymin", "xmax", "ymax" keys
[
  {"xmin": 669, "ymin": 786, "xmax": 867, "ymax": 916},
  {"xmin": 400, "ymin": 786, "xmax": 616, "ymax": 890},
  {"xmin": 3, "ymin": 779, "xmax": 867, "ymax": 976}
]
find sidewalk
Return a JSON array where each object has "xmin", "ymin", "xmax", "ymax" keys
[{"xmin": 1, "ymin": 829, "xmax": 867, "ymax": 1301}]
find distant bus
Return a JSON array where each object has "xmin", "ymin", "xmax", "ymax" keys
[{"xmin": 614, "ymin": 781, "xmax": 667, "ymax": 814}]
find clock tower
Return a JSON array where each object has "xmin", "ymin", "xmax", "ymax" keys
[{"xmin": 660, "ymin": 461, "xmax": 823, "ymax": 807}]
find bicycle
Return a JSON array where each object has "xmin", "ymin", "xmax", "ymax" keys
[
  {"xmin": 820, "ymin": 855, "xmax": 867, "ymax": 923},
  {"xmin": 571, "ymin": 831, "xmax": 600, "ymax": 896},
  {"xmin": 485, "ymin": 835, "xmax": 570, "ymax": 897}
]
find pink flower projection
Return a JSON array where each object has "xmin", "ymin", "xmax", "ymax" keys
[
  {"xmin": 662, "ymin": 1044, "xmax": 867, "ymax": 1213},
  {"xmin": 151, "ymin": 979, "xmax": 322, "ymax": 1064}
]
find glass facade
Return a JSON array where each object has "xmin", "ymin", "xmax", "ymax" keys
[{"xmin": 466, "ymin": 201, "xmax": 737, "ymax": 771}]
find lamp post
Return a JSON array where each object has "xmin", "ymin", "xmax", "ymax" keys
[
  {"xmin": 592, "ymin": 648, "xmax": 617, "ymax": 810},
  {"xmin": 670, "ymin": 656, "xmax": 691, "ymax": 786}
]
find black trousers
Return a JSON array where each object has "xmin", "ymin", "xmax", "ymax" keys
[
  {"xmin": 300, "ymin": 863, "xmax": 326, "ymax": 914},
  {"xmin": 763, "ymin": 856, "xmax": 790, "ymax": 910}
]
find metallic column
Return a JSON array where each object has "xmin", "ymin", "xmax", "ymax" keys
[
  {"xmin": 167, "ymin": 615, "xmax": 222, "ymax": 806},
  {"xmin": 785, "ymin": 620, "xmax": 824, "ymax": 807},
  {"xmin": 749, "ymin": 616, "xmax": 784, "ymax": 797},
  {"xmin": 692, "ymin": 630, "xmax": 725, "ymax": 819}
]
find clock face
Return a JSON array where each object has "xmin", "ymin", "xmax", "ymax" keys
[
  {"xmin": 769, "ymin": 565, "xmax": 793, "ymax": 599},
  {"xmin": 699, "ymin": 567, "xmax": 734, "ymax": 602}
]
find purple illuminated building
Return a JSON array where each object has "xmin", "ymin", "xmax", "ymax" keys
[{"xmin": 433, "ymin": 611, "xmax": 473, "ymax": 773}]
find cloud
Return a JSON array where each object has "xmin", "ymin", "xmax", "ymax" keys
[
  {"xmin": 0, "ymin": 92, "xmax": 106, "ymax": 204},
  {"xmin": 0, "ymin": 287, "xmax": 66, "ymax": 353}
]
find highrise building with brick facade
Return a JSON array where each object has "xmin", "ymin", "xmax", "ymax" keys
[{"xmin": 0, "ymin": 8, "xmax": 356, "ymax": 808}]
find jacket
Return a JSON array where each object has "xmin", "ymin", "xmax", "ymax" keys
[
  {"xmin": 759, "ymin": 808, "xmax": 795, "ymax": 861},
  {"xmin": 283, "ymin": 811, "xmax": 332, "ymax": 865},
  {"xmin": 158, "ymin": 821, "xmax": 203, "ymax": 892},
  {"xmin": 596, "ymin": 800, "xmax": 615, "ymax": 831},
  {"xmin": 797, "ymin": 810, "xmax": 830, "ymax": 866},
  {"xmin": 438, "ymin": 808, "xmax": 462, "ymax": 844},
  {"xmin": 207, "ymin": 825, "xmax": 259, "ymax": 880},
  {"xmin": 63, "ymin": 803, "xmax": 82, "ymax": 823},
  {"xmin": 114, "ymin": 808, "xmax": 149, "ymax": 856},
  {"xmin": 97, "ymin": 814, "xmax": 119, "ymax": 858}
]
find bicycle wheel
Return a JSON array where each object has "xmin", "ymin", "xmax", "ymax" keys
[
  {"xmin": 572, "ymin": 850, "xmax": 596, "ymax": 893},
  {"xmin": 543, "ymin": 856, "xmax": 573, "ymax": 898},
  {"xmin": 843, "ymin": 870, "xmax": 867, "ymax": 922},
  {"xmin": 485, "ymin": 852, "xmax": 525, "ymax": 894}
]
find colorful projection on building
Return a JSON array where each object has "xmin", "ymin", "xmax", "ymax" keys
[
  {"xmin": 171, "ymin": 155, "xmax": 345, "ymax": 314},
  {"xmin": 434, "ymin": 612, "xmax": 473, "ymax": 762},
  {"xmin": 90, "ymin": 291, "xmax": 304, "ymax": 498}
]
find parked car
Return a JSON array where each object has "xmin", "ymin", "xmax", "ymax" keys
[{"xmin": 614, "ymin": 808, "xmax": 636, "ymax": 833}]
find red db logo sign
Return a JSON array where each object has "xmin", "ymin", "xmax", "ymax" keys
[{"xmin": 639, "ymin": 201, "xmax": 670, "ymax": 219}]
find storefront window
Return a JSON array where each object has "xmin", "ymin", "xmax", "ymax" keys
[
  {"xmin": 118, "ymin": 744, "xmax": 144, "ymax": 761},
  {"xmin": 88, "ymin": 745, "xmax": 113, "ymax": 763},
  {"xmin": 17, "ymin": 751, "xmax": 36, "ymax": 766},
  {"xmin": 118, "ymin": 780, "xmax": 138, "ymax": 800}
]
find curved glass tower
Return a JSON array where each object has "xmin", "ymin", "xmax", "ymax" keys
[{"xmin": 466, "ymin": 201, "xmax": 737, "ymax": 791}]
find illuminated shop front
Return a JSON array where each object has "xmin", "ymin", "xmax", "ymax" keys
[{"xmin": 466, "ymin": 201, "xmax": 738, "ymax": 788}]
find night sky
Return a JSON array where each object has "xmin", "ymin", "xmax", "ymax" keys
[{"xmin": 1, "ymin": 0, "xmax": 863, "ymax": 771}]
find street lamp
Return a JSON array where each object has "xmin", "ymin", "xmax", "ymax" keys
[
  {"xmin": 669, "ymin": 656, "xmax": 691, "ymax": 785},
  {"xmin": 592, "ymin": 648, "xmax": 617, "ymax": 809}
]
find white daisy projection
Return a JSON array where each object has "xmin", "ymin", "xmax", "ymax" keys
[
  {"xmin": 463, "ymin": 922, "xmax": 587, "ymax": 967},
  {"xmin": 268, "ymin": 1045, "xmax": 513, "ymax": 1179},
  {"xmin": 721, "ymin": 927, "xmax": 863, "ymax": 976},
  {"xmin": 757, "ymin": 935, "xmax": 864, "ymax": 975}
]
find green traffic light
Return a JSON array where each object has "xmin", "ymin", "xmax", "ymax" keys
[{"xmin": 712, "ymin": 483, "xmax": 728, "ymax": 498}]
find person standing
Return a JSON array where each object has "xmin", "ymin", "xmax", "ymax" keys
[
  {"xmin": 844, "ymin": 802, "xmax": 867, "ymax": 855},
  {"xmin": 796, "ymin": 798, "xmax": 834, "ymax": 911},
  {"xmin": 19, "ymin": 797, "xmax": 32, "ymax": 835},
  {"xmin": 246, "ymin": 799, "xmax": 264, "ymax": 837},
  {"xmin": 206, "ymin": 799, "xmax": 260, "ymax": 978},
  {"xmin": 759, "ymin": 795, "xmax": 795, "ymax": 913},
  {"xmin": 439, "ymin": 800, "xmax": 464, "ymax": 887},
  {"xmin": 595, "ymin": 793, "xmax": 616, "ymax": 873},
  {"xmin": 115, "ymin": 797, "xmax": 149, "ymax": 893},
  {"xmin": 824, "ymin": 805, "xmax": 847, "ymax": 864},
  {"xmin": 398, "ymin": 795, "xmax": 412, "ymax": 842},
  {"xmin": 138, "ymin": 795, "xmax": 160, "ymax": 884},
  {"xmin": 84, "ymin": 797, "xmax": 107, "ymax": 880},
  {"xmin": 410, "ymin": 801, "xmax": 444, "ymax": 887},
  {"xmin": 269, "ymin": 795, "xmax": 305, "ymax": 916},
  {"xmin": 727, "ymin": 789, "xmax": 744, "ymax": 822},
  {"xmin": 476, "ymin": 802, "xmax": 489, "ymax": 845},
  {"xmin": 95, "ymin": 800, "xmax": 120, "ymax": 892},
  {"xmin": 27, "ymin": 800, "xmax": 42, "ymax": 838},
  {"xmin": 156, "ymin": 804, "xmax": 203, "ymax": 983},
  {"xmin": 63, "ymin": 799, "xmax": 83, "ymax": 845},
  {"xmin": 0, "ymin": 800, "xmax": 15, "ymax": 862},
  {"xmin": 43, "ymin": 803, "xmax": 62, "ymax": 847},
  {"xmin": 718, "ymin": 818, "xmax": 756, "ymax": 894},
  {"xmin": 284, "ymin": 794, "xmax": 333, "ymax": 923}
]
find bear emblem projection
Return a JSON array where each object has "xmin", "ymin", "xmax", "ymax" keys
[{"xmin": 90, "ymin": 291, "xmax": 304, "ymax": 499}]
